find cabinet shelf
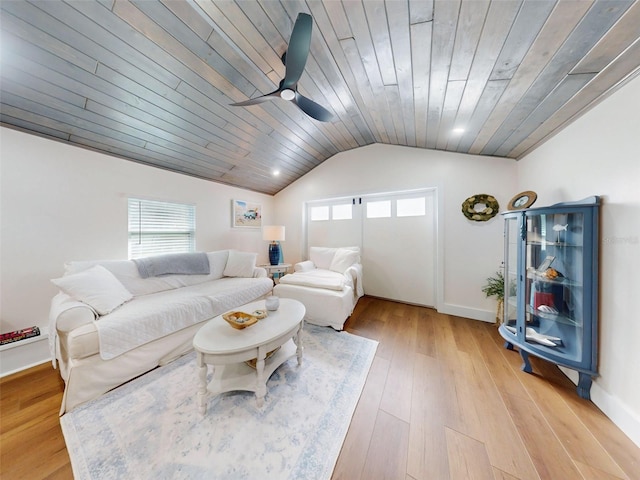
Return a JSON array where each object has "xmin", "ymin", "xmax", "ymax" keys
[
  {"xmin": 500, "ymin": 197, "xmax": 600, "ymax": 400},
  {"xmin": 526, "ymin": 271, "xmax": 582, "ymax": 288},
  {"xmin": 526, "ymin": 305, "xmax": 580, "ymax": 327},
  {"xmin": 526, "ymin": 241, "xmax": 583, "ymax": 247}
]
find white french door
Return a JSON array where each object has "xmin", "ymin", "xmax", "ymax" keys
[{"xmin": 305, "ymin": 189, "xmax": 436, "ymax": 307}]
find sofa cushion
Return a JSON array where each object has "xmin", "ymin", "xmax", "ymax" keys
[
  {"xmin": 59, "ymin": 322, "xmax": 100, "ymax": 360},
  {"xmin": 52, "ymin": 265, "xmax": 133, "ymax": 315},
  {"xmin": 329, "ymin": 248, "xmax": 360, "ymax": 273},
  {"xmin": 223, "ymin": 251, "xmax": 257, "ymax": 277}
]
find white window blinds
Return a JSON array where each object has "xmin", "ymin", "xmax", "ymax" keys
[{"xmin": 128, "ymin": 198, "xmax": 196, "ymax": 259}]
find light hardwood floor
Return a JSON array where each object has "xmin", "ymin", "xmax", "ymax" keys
[{"xmin": 1, "ymin": 297, "xmax": 638, "ymax": 479}]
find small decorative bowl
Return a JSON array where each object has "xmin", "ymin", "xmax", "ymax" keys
[
  {"xmin": 222, "ymin": 311, "xmax": 258, "ymax": 329},
  {"xmin": 252, "ymin": 309, "xmax": 268, "ymax": 319}
]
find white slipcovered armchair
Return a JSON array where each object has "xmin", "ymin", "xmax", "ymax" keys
[{"xmin": 273, "ymin": 246, "xmax": 364, "ymax": 330}]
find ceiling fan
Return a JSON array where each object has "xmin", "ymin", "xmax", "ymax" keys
[{"xmin": 230, "ymin": 13, "xmax": 334, "ymax": 122}]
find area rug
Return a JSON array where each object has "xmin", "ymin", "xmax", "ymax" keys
[{"xmin": 61, "ymin": 325, "xmax": 378, "ymax": 480}]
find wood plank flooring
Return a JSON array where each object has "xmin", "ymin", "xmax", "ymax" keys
[
  {"xmin": 1, "ymin": 297, "xmax": 639, "ymax": 479},
  {"xmin": 338, "ymin": 297, "xmax": 640, "ymax": 480}
]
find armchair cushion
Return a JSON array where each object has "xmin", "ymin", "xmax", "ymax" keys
[{"xmin": 278, "ymin": 269, "xmax": 345, "ymax": 291}]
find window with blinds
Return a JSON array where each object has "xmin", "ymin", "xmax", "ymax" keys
[{"xmin": 128, "ymin": 198, "xmax": 196, "ymax": 259}]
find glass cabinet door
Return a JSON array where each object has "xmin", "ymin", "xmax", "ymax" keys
[
  {"xmin": 523, "ymin": 211, "xmax": 585, "ymax": 363},
  {"xmin": 503, "ymin": 216, "xmax": 519, "ymax": 329}
]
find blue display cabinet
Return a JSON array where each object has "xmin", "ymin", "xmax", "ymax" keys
[{"xmin": 499, "ymin": 196, "xmax": 600, "ymax": 399}]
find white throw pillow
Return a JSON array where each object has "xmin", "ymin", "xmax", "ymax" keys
[
  {"xmin": 223, "ymin": 251, "xmax": 257, "ymax": 277},
  {"xmin": 294, "ymin": 260, "xmax": 315, "ymax": 272},
  {"xmin": 207, "ymin": 250, "xmax": 230, "ymax": 279},
  {"xmin": 51, "ymin": 265, "xmax": 133, "ymax": 315},
  {"xmin": 329, "ymin": 248, "xmax": 360, "ymax": 273},
  {"xmin": 309, "ymin": 247, "xmax": 337, "ymax": 270}
]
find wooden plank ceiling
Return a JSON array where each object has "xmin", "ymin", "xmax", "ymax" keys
[{"xmin": 1, "ymin": 0, "xmax": 639, "ymax": 195}]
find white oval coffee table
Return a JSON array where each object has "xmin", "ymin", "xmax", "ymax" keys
[{"xmin": 193, "ymin": 298, "xmax": 305, "ymax": 413}]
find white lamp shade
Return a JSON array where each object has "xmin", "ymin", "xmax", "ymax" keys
[{"xmin": 263, "ymin": 225, "xmax": 285, "ymax": 242}]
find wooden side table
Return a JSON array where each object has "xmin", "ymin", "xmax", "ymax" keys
[{"xmin": 260, "ymin": 263, "xmax": 291, "ymax": 283}]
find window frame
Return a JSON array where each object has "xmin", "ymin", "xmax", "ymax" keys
[{"xmin": 127, "ymin": 197, "xmax": 196, "ymax": 259}]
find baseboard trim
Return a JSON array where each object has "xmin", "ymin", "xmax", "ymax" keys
[
  {"xmin": 0, "ymin": 327, "xmax": 51, "ymax": 378},
  {"xmin": 1, "ymin": 358, "xmax": 51, "ymax": 378},
  {"xmin": 559, "ymin": 367, "xmax": 640, "ymax": 448},
  {"xmin": 438, "ymin": 303, "xmax": 495, "ymax": 323}
]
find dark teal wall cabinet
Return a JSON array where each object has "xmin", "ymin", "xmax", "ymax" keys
[{"xmin": 499, "ymin": 197, "xmax": 600, "ymax": 399}]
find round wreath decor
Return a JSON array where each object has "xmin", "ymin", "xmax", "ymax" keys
[{"xmin": 462, "ymin": 194, "xmax": 499, "ymax": 222}]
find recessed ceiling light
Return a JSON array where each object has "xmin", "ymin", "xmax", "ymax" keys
[
  {"xmin": 452, "ymin": 128, "xmax": 465, "ymax": 134},
  {"xmin": 272, "ymin": 169, "xmax": 280, "ymax": 176}
]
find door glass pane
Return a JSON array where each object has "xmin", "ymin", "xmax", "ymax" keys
[
  {"xmin": 397, "ymin": 197, "xmax": 426, "ymax": 217},
  {"xmin": 366, "ymin": 200, "xmax": 391, "ymax": 218},
  {"xmin": 332, "ymin": 203, "xmax": 352, "ymax": 220},
  {"xmin": 525, "ymin": 212, "xmax": 584, "ymax": 362},
  {"xmin": 310, "ymin": 206, "xmax": 329, "ymax": 221}
]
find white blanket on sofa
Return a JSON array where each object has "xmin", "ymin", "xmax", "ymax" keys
[
  {"xmin": 51, "ymin": 277, "xmax": 273, "ymax": 361},
  {"xmin": 96, "ymin": 277, "xmax": 272, "ymax": 359},
  {"xmin": 278, "ymin": 269, "xmax": 347, "ymax": 291}
]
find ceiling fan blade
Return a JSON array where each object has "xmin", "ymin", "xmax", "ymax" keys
[
  {"xmin": 282, "ymin": 13, "xmax": 312, "ymax": 90},
  {"xmin": 294, "ymin": 92, "xmax": 334, "ymax": 122},
  {"xmin": 230, "ymin": 90, "xmax": 280, "ymax": 106}
]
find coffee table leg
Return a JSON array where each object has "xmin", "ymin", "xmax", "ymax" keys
[
  {"xmin": 295, "ymin": 323, "xmax": 304, "ymax": 366},
  {"xmin": 255, "ymin": 348, "xmax": 266, "ymax": 408},
  {"xmin": 197, "ymin": 352, "xmax": 207, "ymax": 415}
]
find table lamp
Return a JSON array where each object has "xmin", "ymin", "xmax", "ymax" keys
[{"xmin": 262, "ymin": 225, "xmax": 285, "ymax": 265}]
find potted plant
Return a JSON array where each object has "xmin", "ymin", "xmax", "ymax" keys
[{"xmin": 482, "ymin": 269, "xmax": 505, "ymax": 325}]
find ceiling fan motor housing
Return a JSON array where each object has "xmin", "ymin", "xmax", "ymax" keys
[{"xmin": 280, "ymin": 89, "xmax": 296, "ymax": 101}]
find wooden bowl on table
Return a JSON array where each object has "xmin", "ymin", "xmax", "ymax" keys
[{"xmin": 222, "ymin": 311, "xmax": 259, "ymax": 329}]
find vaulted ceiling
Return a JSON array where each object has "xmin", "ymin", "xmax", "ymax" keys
[{"xmin": 1, "ymin": 1, "xmax": 639, "ymax": 195}]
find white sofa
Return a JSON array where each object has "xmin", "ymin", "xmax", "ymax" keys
[
  {"xmin": 273, "ymin": 247, "xmax": 364, "ymax": 330},
  {"xmin": 49, "ymin": 250, "xmax": 273, "ymax": 414}
]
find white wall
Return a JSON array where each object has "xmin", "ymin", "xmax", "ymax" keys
[
  {"xmin": 0, "ymin": 127, "xmax": 274, "ymax": 334},
  {"xmin": 273, "ymin": 143, "xmax": 517, "ymax": 321},
  {"xmin": 518, "ymin": 75, "xmax": 640, "ymax": 446}
]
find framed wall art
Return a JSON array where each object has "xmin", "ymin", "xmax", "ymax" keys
[{"xmin": 232, "ymin": 199, "xmax": 262, "ymax": 228}]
